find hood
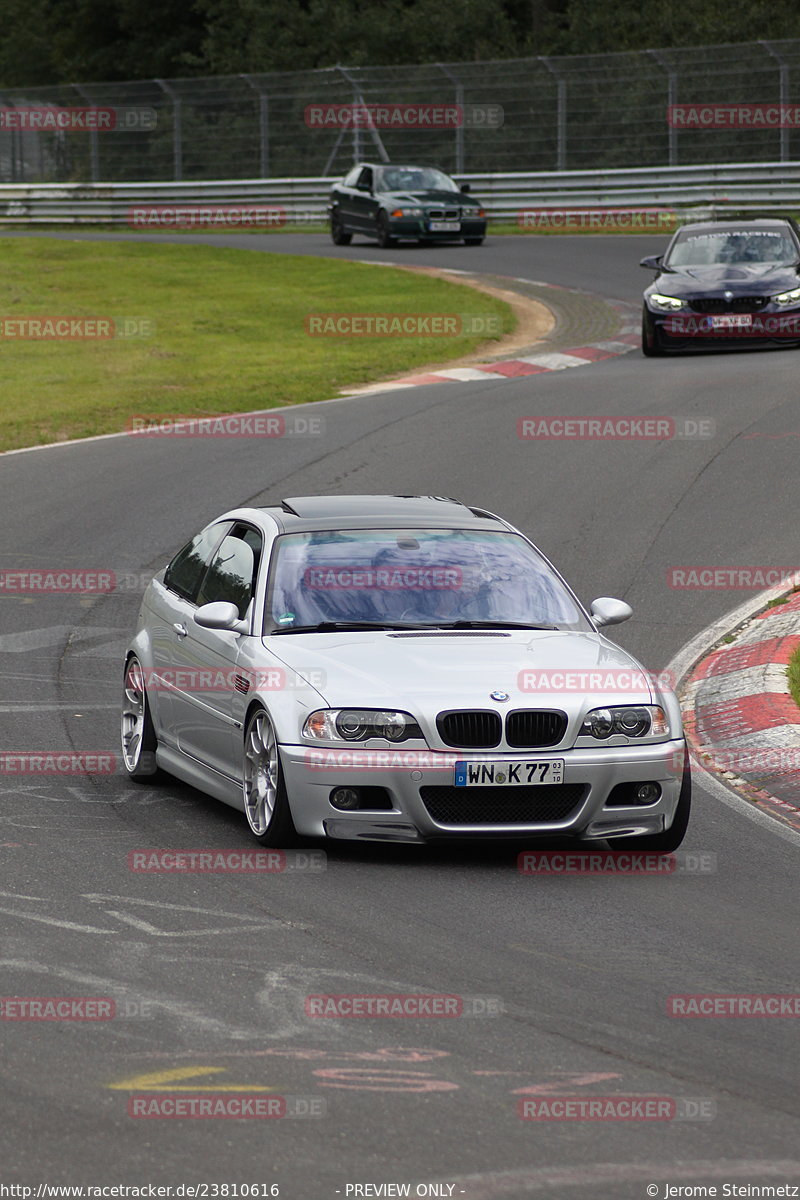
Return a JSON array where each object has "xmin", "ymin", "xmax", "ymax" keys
[
  {"xmin": 264, "ymin": 629, "xmax": 657, "ymax": 709},
  {"xmin": 382, "ymin": 188, "xmax": 481, "ymax": 209},
  {"xmin": 652, "ymin": 263, "xmax": 800, "ymax": 297}
]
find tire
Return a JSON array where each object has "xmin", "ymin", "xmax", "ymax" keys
[
  {"xmin": 464, "ymin": 237, "xmax": 484, "ymax": 246},
  {"xmin": 605, "ymin": 753, "xmax": 692, "ymax": 853},
  {"xmin": 330, "ymin": 213, "xmax": 352, "ymax": 246},
  {"xmin": 641, "ymin": 306, "xmax": 665, "ymax": 357},
  {"xmin": 242, "ymin": 707, "xmax": 299, "ymax": 846},
  {"xmin": 376, "ymin": 212, "xmax": 396, "ymax": 248},
  {"xmin": 121, "ymin": 655, "xmax": 159, "ymax": 780}
]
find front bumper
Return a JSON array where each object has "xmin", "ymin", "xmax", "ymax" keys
[
  {"xmin": 280, "ymin": 740, "xmax": 686, "ymax": 842},
  {"xmin": 646, "ymin": 301, "xmax": 800, "ymax": 350},
  {"xmin": 387, "ymin": 216, "xmax": 486, "ymax": 240}
]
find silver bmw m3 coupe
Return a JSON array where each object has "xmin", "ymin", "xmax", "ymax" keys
[{"xmin": 121, "ymin": 495, "xmax": 690, "ymax": 850}]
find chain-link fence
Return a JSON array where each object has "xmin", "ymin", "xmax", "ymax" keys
[{"xmin": 3, "ymin": 39, "xmax": 800, "ymax": 183}]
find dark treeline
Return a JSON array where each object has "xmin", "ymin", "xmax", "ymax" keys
[{"xmin": 1, "ymin": 0, "xmax": 799, "ymax": 87}]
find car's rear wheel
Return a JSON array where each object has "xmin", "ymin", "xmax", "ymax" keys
[
  {"xmin": 121, "ymin": 655, "xmax": 159, "ymax": 779},
  {"xmin": 330, "ymin": 213, "xmax": 352, "ymax": 245},
  {"xmin": 464, "ymin": 237, "xmax": 484, "ymax": 246},
  {"xmin": 605, "ymin": 754, "xmax": 692, "ymax": 853},
  {"xmin": 242, "ymin": 707, "xmax": 298, "ymax": 845},
  {"xmin": 641, "ymin": 306, "xmax": 665, "ymax": 357},
  {"xmin": 376, "ymin": 213, "xmax": 396, "ymax": 248}
]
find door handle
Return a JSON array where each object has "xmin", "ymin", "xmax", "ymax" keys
[{"xmin": 173, "ymin": 622, "xmax": 188, "ymax": 637}]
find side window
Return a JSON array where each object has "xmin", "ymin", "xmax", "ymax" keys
[
  {"xmin": 196, "ymin": 527, "xmax": 263, "ymax": 620},
  {"xmin": 356, "ymin": 166, "xmax": 373, "ymax": 191},
  {"xmin": 164, "ymin": 524, "xmax": 229, "ymax": 602}
]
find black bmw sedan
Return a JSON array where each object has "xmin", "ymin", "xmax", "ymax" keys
[
  {"xmin": 640, "ymin": 217, "xmax": 800, "ymax": 355},
  {"xmin": 328, "ymin": 163, "xmax": 487, "ymax": 248}
]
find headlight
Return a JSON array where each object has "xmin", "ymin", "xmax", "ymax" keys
[
  {"xmin": 391, "ymin": 208, "xmax": 423, "ymax": 218},
  {"xmin": 581, "ymin": 706, "xmax": 669, "ymax": 740},
  {"xmin": 773, "ymin": 287, "xmax": 800, "ymax": 305},
  {"xmin": 303, "ymin": 709, "xmax": 423, "ymax": 742},
  {"xmin": 649, "ymin": 294, "xmax": 686, "ymax": 312}
]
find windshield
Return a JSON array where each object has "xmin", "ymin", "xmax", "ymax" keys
[
  {"xmin": 378, "ymin": 166, "xmax": 459, "ymax": 193},
  {"xmin": 666, "ymin": 228, "xmax": 798, "ymax": 267},
  {"xmin": 265, "ymin": 528, "xmax": 590, "ymax": 631}
]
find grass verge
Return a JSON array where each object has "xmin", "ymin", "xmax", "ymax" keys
[{"xmin": 0, "ymin": 237, "xmax": 514, "ymax": 452}]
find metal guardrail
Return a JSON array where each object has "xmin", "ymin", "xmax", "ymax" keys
[{"xmin": 0, "ymin": 162, "xmax": 798, "ymax": 225}]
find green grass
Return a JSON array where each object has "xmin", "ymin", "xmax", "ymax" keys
[
  {"xmin": 788, "ymin": 643, "xmax": 800, "ymax": 712},
  {"xmin": 0, "ymin": 238, "xmax": 513, "ymax": 452}
]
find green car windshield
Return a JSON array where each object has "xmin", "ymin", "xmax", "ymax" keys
[
  {"xmin": 265, "ymin": 528, "xmax": 590, "ymax": 631},
  {"xmin": 378, "ymin": 167, "xmax": 459, "ymax": 193}
]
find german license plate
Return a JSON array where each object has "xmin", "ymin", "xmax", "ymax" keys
[
  {"xmin": 711, "ymin": 314, "xmax": 752, "ymax": 330},
  {"xmin": 454, "ymin": 759, "xmax": 564, "ymax": 786},
  {"xmin": 429, "ymin": 221, "xmax": 460, "ymax": 232}
]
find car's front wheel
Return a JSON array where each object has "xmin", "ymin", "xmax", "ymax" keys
[
  {"xmin": 121, "ymin": 655, "xmax": 159, "ymax": 780},
  {"xmin": 376, "ymin": 213, "xmax": 396, "ymax": 248},
  {"xmin": 641, "ymin": 306, "xmax": 665, "ymax": 357},
  {"xmin": 605, "ymin": 754, "xmax": 692, "ymax": 853},
  {"xmin": 330, "ymin": 213, "xmax": 352, "ymax": 245},
  {"xmin": 242, "ymin": 707, "xmax": 298, "ymax": 845}
]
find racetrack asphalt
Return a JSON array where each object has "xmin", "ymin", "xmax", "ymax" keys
[{"xmin": 0, "ymin": 231, "xmax": 799, "ymax": 1197}]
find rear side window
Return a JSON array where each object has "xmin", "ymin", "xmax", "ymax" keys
[{"xmin": 164, "ymin": 524, "xmax": 230, "ymax": 602}]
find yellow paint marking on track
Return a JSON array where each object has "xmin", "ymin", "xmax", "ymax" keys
[{"xmin": 107, "ymin": 1066, "xmax": 275, "ymax": 1092}]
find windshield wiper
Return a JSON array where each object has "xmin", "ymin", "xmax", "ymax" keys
[
  {"xmin": 271, "ymin": 621, "xmax": 430, "ymax": 634},
  {"xmin": 425, "ymin": 620, "xmax": 560, "ymax": 631}
]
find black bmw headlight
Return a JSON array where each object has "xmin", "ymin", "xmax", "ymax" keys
[
  {"xmin": 303, "ymin": 709, "xmax": 424, "ymax": 742},
  {"xmin": 581, "ymin": 706, "xmax": 669, "ymax": 740}
]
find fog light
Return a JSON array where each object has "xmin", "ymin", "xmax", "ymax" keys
[
  {"xmin": 330, "ymin": 787, "xmax": 360, "ymax": 810},
  {"xmin": 636, "ymin": 782, "xmax": 661, "ymax": 803}
]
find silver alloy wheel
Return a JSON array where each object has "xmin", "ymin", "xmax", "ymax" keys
[
  {"xmin": 243, "ymin": 710, "xmax": 279, "ymax": 836},
  {"xmin": 121, "ymin": 657, "xmax": 146, "ymax": 771}
]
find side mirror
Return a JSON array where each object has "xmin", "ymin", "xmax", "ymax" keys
[
  {"xmin": 639, "ymin": 254, "xmax": 663, "ymax": 270},
  {"xmin": 356, "ymin": 181, "xmax": 372, "ymax": 193},
  {"xmin": 590, "ymin": 597, "xmax": 633, "ymax": 628},
  {"xmin": 460, "ymin": 183, "xmax": 471, "ymax": 193},
  {"xmin": 194, "ymin": 601, "xmax": 248, "ymax": 635}
]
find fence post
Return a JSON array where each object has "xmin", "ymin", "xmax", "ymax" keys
[
  {"xmin": 649, "ymin": 50, "xmax": 678, "ymax": 167},
  {"xmin": 156, "ymin": 79, "xmax": 182, "ymax": 180},
  {"xmin": 542, "ymin": 59, "xmax": 566, "ymax": 172},
  {"xmin": 761, "ymin": 42, "xmax": 790, "ymax": 163},
  {"xmin": 73, "ymin": 85, "xmax": 100, "ymax": 181},
  {"xmin": 241, "ymin": 74, "xmax": 270, "ymax": 177},
  {"xmin": 437, "ymin": 64, "xmax": 464, "ymax": 174}
]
